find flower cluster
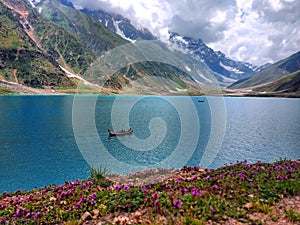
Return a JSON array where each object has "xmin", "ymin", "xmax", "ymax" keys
[{"xmin": 0, "ymin": 159, "xmax": 299, "ymax": 224}]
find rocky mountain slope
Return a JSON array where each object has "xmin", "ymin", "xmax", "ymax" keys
[
  {"xmin": 229, "ymin": 51, "xmax": 300, "ymax": 90},
  {"xmin": 34, "ymin": 0, "xmax": 217, "ymax": 95},
  {"xmin": 35, "ymin": 0, "xmax": 128, "ymax": 56},
  {"xmin": 169, "ymin": 32, "xmax": 256, "ymax": 82},
  {"xmin": 1, "ymin": 0, "xmax": 299, "ymax": 96},
  {"xmin": 0, "ymin": 0, "xmax": 76, "ymax": 90},
  {"xmin": 66, "ymin": 0, "xmax": 260, "ymax": 85},
  {"xmin": 251, "ymin": 70, "xmax": 300, "ymax": 94}
]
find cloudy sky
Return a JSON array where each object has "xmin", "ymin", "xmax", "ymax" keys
[{"xmin": 70, "ymin": 0, "xmax": 299, "ymax": 66}]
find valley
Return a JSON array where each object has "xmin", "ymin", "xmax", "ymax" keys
[{"xmin": 0, "ymin": 0, "xmax": 299, "ymax": 97}]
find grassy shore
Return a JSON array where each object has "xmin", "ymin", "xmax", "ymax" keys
[{"xmin": 0, "ymin": 159, "xmax": 299, "ymax": 224}]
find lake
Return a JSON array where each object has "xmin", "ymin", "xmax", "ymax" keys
[{"xmin": 0, "ymin": 95, "xmax": 299, "ymax": 193}]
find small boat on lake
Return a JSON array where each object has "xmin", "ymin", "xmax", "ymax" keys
[
  {"xmin": 198, "ymin": 99, "xmax": 205, "ymax": 102},
  {"xmin": 107, "ymin": 128, "xmax": 133, "ymax": 137}
]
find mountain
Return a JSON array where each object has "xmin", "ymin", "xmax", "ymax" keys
[
  {"xmin": 168, "ymin": 32, "xmax": 256, "ymax": 83},
  {"xmin": 68, "ymin": 3, "xmax": 257, "ymax": 86},
  {"xmin": 80, "ymin": 8, "xmax": 156, "ymax": 42},
  {"xmin": 2, "ymin": 0, "xmax": 298, "ymax": 96},
  {"xmin": 229, "ymin": 51, "xmax": 300, "ymax": 90},
  {"xmin": 252, "ymin": 70, "xmax": 300, "ymax": 94},
  {"xmin": 35, "ymin": 0, "xmax": 128, "ymax": 55},
  {"xmin": 33, "ymin": 0, "xmax": 216, "ymax": 95},
  {"xmin": 0, "ymin": 0, "xmax": 211, "ymax": 95},
  {"xmin": 0, "ymin": 0, "xmax": 75, "ymax": 92}
]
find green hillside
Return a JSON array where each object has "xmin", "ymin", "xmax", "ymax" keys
[
  {"xmin": 229, "ymin": 51, "xmax": 300, "ymax": 89},
  {"xmin": 0, "ymin": 1, "xmax": 74, "ymax": 89},
  {"xmin": 36, "ymin": 0, "xmax": 128, "ymax": 55},
  {"xmin": 35, "ymin": 0, "xmax": 210, "ymax": 95},
  {"xmin": 253, "ymin": 70, "xmax": 300, "ymax": 93}
]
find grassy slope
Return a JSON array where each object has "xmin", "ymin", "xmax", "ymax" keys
[
  {"xmin": 37, "ymin": 0, "xmax": 128, "ymax": 55},
  {"xmin": 230, "ymin": 51, "xmax": 300, "ymax": 89},
  {"xmin": 0, "ymin": 159, "xmax": 299, "ymax": 224},
  {"xmin": 253, "ymin": 70, "xmax": 300, "ymax": 93},
  {"xmin": 36, "ymin": 0, "xmax": 211, "ymax": 95},
  {"xmin": 0, "ymin": 1, "xmax": 74, "ymax": 88}
]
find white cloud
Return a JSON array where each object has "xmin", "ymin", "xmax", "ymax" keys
[{"xmin": 70, "ymin": 0, "xmax": 300, "ymax": 66}]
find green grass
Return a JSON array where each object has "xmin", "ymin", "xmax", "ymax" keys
[
  {"xmin": 0, "ymin": 86, "xmax": 16, "ymax": 94},
  {"xmin": 285, "ymin": 209, "xmax": 300, "ymax": 222}
]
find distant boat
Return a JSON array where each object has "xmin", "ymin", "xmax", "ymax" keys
[
  {"xmin": 107, "ymin": 128, "xmax": 133, "ymax": 137},
  {"xmin": 198, "ymin": 99, "xmax": 205, "ymax": 102}
]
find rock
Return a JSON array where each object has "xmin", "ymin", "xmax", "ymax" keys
[
  {"xmin": 49, "ymin": 197, "xmax": 56, "ymax": 202},
  {"xmin": 244, "ymin": 202, "xmax": 253, "ymax": 209},
  {"xmin": 80, "ymin": 212, "xmax": 92, "ymax": 222},
  {"xmin": 60, "ymin": 200, "xmax": 67, "ymax": 205},
  {"xmin": 113, "ymin": 216, "xmax": 130, "ymax": 224},
  {"xmin": 92, "ymin": 209, "xmax": 99, "ymax": 219}
]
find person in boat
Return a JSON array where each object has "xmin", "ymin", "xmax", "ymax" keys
[{"xmin": 107, "ymin": 128, "xmax": 133, "ymax": 137}]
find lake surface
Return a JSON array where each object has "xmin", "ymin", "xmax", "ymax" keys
[{"xmin": 0, "ymin": 95, "xmax": 299, "ymax": 193}]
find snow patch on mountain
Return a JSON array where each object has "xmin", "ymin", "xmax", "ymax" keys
[
  {"xmin": 219, "ymin": 62, "xmax": 244, "ymax": 74},
  {"xmin": 112, "ymin": 19, "xmax": 136, "ymax": 43}
]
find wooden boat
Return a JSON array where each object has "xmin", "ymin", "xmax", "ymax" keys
[
  {"xmin": 107, "ymin": 128, "xmax": 133, "ymax": 137},
  {"xmin": 198, "ymin": 99, "xmax": 205, "ymax": 102}
]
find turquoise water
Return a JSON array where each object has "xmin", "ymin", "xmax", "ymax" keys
[{"xmin": 0, "ymin": 95, "xmax": 299, "ymax": 193}]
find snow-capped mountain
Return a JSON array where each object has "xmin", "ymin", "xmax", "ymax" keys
[
  {"xmin": 79, "ymin": 8, "xmax": 257, "ymax": 83},
  {"xmin": 46, "ymin": 0, "xmax": 257, "ymax": 84},
  {"xmin": 169, "ymin": 32, "xmax": 256, "ymax": 81},
  {"xmin": 80, "ymin": 9, "xmax": 156, "ymax": 42}
]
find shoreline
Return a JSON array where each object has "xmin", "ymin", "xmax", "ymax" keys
[{"xmin": 1, "ymin": 93, "xmax": 300, "ymax": 98}]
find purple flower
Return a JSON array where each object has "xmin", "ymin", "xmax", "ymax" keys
[
  {"xmin": 90, "ymin": 200, "xmax": 96, "ymax": 205},
  {"xmin": 138, "ymin": 185, "xmax": 146, "ymax": 190},
  {"xmin": 211, "ymin": 184, "xmax": 218, "ymax": 190},
  {"xmin": 1, "ymin": 219, "xmax": 9, "ymax": 224},
  {"xmin": 165, "ymin": 184, "xmax": 172, "ymax": 189},
  {"xmin": 154, "ymin": 199, "xmax": 160, "ymax": 207},
  {"xmin": 180, "ymin": 177, "xmax": 186, "ymax": 181},
  {"xmin": 276, "ymin": 175, "xmax": 284, "ymax": 180},
  {"xmin": 115, "ymin": 184, "xmax": 123, "ymax": 191},
  {"xmin": 204, "ymin": 176, "xmax": 210, "ymax": 180},
  {"xmin": 152, "ymin": 192, "xmax": 159, "ymax": 200},
  {"xmin": 238, "ymin": 173, "xmax": 246, "ymax": 180},
  {"xmin": 191, "ymin": 189, "xmax": 201, "ymax": 196},
  {"xmin": 25, "ymin": 212, "xmax": 33, "ymax": 218},
  {"xmin": 210, "ymin": 205, "xmax": 215, "ymax": 212},
  {"xmin": 190, "ymin": 176, "xmax": 197, "ymax": 181},
  {"xmin": 34, "ymin": 212, "xmax": 41, "ymax": 221},
  {"xmin": 0, "ymin": 204, "xmax": 6, "ymax": 210},
  {"xmin": 89, "ymin": 192, "xmax": 97, "ymax": 200},
  {"xmin": 13, "ymin": 209, "xmax": 21, "ymax": 217},
  {"xmin": 173, "ymin": 199, "xmax": 183, "ymax": 208}
]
